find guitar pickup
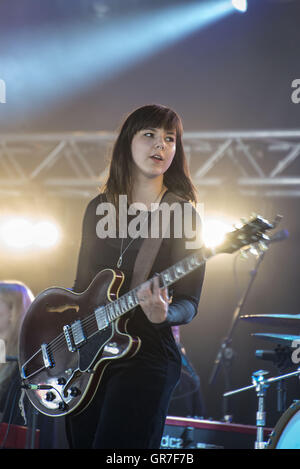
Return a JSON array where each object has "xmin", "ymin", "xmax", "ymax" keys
[
  {"xmin": 63, "ymin": 320, "xmax": 86, "ymax": 352},
  {"xmin": 71, "ymin": 320, "xmax": 86, "ymax": 348}
]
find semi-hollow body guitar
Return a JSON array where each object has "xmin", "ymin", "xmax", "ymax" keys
[{"xmin": 19, "ymin": 215, "xmax": 275, "ymax": 417}]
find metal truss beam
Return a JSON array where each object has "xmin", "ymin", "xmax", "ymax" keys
[{"xmin": 1, "ymin": 130, "xmax": 300, "ymax": 198}]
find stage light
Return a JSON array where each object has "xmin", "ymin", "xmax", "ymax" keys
[
  {"xmin": 0, "ymin": 218, "xmax": 33, "ymax": 249},
  {"xmin": 203, "ymin": 216, "xmax": 235, "ymax": 249},
  {"xmin": 32, "ymin": 221, "xmax": 60, "ymax": 248},
  {"xmin": 232, "ymin": 0, "xmax": 248, "ymax": 12},
  {"xmin": 0, "ymin": 217, "xmax": 61, "ymax": 250},
  {"xmin": 0, "ymin": 1, "xmax": 233, "ymax": 124}
]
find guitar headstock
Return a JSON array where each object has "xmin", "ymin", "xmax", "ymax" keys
[{"xmin": 215, "ymin": 215, "xmax": 275, "ymax": 255}]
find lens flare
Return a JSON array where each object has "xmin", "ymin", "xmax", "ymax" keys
[{"xmin": 203, "ymin": 216, "xmax": 235, "ymax": 248}]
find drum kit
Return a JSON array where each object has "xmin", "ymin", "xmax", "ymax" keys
[{"xmin": 223, "ymin": 313, "xmax": 300, "ymax": 449}]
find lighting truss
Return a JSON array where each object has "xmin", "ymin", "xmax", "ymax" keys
[{"xmin": 1, "ymin": 130, "xmax": 300, "ymax": 198}]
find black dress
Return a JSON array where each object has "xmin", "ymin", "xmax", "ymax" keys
[{"xmin": 65, "ymin": 191, "xmax": 205, "ymax": 449}]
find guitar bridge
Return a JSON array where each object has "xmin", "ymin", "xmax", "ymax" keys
[
  {"xmin": 41, "ymin": 343, "xmax": 54, "ymax": 369},
  {"xmin": 63, "ymin": 325, "xmax": 76, "ymax": 352}
]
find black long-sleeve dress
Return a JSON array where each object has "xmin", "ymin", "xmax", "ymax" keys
[{"xmin": 65, "ymin": 190, "xmax": 205, "ymax": 449}]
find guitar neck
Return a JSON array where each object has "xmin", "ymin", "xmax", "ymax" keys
[{"xmin": 94, "ymin": 247, "xmax": 212, "ymax": 328}]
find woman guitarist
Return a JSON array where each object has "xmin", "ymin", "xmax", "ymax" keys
[{"xmin": 65, "ymin": 104, "xmax": 206, "ymax": 449}]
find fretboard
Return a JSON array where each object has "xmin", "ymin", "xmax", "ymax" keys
[{"xmin": 94, "ymin": 247, "xmax": 211, "ymax": 330}]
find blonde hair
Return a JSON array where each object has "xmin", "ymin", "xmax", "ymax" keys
[{"xmin": 0, "ymin": 281, "xmax": 34, "ymax": 394}]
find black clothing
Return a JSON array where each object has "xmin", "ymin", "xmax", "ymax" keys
[{"xmin": 66, "ymin": 191, "xmax": 205, "ymax": 448}]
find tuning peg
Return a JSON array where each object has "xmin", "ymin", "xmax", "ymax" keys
[
  {"xmin": 258, "ymin": 241, "xmax": 268, "ymax": 252},
  {"xmin": 239, "ymin": 250, "xmax": 249, "ymax": 260},
  {"xmin": 249, "ymin": 246, "xmax": 260, "ymax": 257}
]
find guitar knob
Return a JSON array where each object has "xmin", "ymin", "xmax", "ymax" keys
[
  {"xmin": 45, "ymin": 391, "xmax": 56, "ymax": 402},
  {"xmin": 70, "ymin": 387, "xmax": 81, "ymax": 397},
  {"xmin": 58, "ymin": 401, "xmax": 68, "ymax": 411},
  {"xmin": 57, "ymin": 377, "xmax": 66, "ymax": 385}
]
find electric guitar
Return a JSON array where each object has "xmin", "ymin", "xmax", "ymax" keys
[{"xmin": 19, "ymin": 215, "xmax": 275, "ymax": 417}]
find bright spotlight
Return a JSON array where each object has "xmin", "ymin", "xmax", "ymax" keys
[
  {"xmin": 232, "ymin": 0, "xmax": 248, "ymax": 12},
  {"xmin": 203, "ymin": 216, "xmax": 234, "ymax": 249},
  {"xmin": 0, "ymin": 218, "xmax": 33, "ymax": 249},
  {"xmin": 0, "ymin": 1, "xmax": 233, "ymax": 124},
  {"xmin": 33, "ymin": 221, "xmax": 60, "ymax": 248},
  {"xmin": 0, "ymin": 217, "xmax": 61, "ymax": 250}
]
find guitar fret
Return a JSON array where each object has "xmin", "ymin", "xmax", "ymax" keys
[
  {"xmin": 174, "ymin": 261, "xmax": 185, "ymax": 277},
  {"xmin": 94, "ymin": 251, "xmax": 206, "ymax": 332},
  {"xmin": 114, "ymin": 301, "xmax": 121, "ymax": 316},
  {"xmin": 162, "ymin": 270, "xmax": 172, "ymax": 287},
  {"xmin": 132, "ymin": 289, "xmax": 139, "ymax": 305},
  {"xmin": 126, "ymin": 292, "xmax": 137, "ymax": 308},
  {"xmin": 168, "ymin": 265, "xmax": 176, "ymax": 282},
  {"xmin": 183, "ymin": 258, "xmax": 190, "ymax": 273},
  {"xmin": 119, "ymin": 296, "xmax": 128, "ymax": 314},
  {"xmin": 193, "ymin": 252, "xmax": 200, "ymax": 264},
  {"xmin": 106, "ymin": 303, "xmax": 114, "ymax": 321},
  {"xmin": 189, "ymin": 253, "xmax": 200, "ymax": 268},
  {"xmin": 95, "ymin": 306, "xmax": 108, "ymax": 331}
]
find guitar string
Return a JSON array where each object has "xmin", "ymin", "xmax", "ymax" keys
[
  {"xmin": 43, "ymin": 296, "xmax": 126, "ymax": 356},
  {"xmin": 42, "ymin": 256, "xmax": 201, "ymax": 358},
  {"xmin": 45, "ymin": 263, "xmax": 184, "ymax": 356},
  {"xmin": 43, "ymin": 291, "xmax": 134, "ymax": 357},
  {"xmin": 24, "ymin": 223, "xmax": 268, "ymax": 365},
  {"xmin": 44, "ymin": 274, "xmax": 163, "ymax": 356},
  {"xmin": 41, "ymin": 280, "xmax": 151, "ymax": 358},
  {"xmin": 32, "ymin": 254, "xmax": 205, "ymax": 362},
  {"xmin": 44, "ymin": 289, "xmax": 139, "ymax": 355}
]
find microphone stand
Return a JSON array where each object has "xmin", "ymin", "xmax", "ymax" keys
[
  {"xmin": 223, "ymin": 368, "xmax": 300, "ymax": 449},
  {"xmin": 209, "ymin": 250, "xmax": 267, "ymax": 421},
  {"xmin": 256, "ymin": 345, "xmax": 292, "ymax": 413}
]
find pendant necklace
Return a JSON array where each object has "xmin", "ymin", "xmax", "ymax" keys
[{"xmin": 116, "ymin": 187, "xmax": 166, "ymax": 269}]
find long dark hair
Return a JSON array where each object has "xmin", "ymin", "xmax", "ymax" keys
[{"xmin": 101, "ymin": 104, "xmax": 198, "ymax": 208}]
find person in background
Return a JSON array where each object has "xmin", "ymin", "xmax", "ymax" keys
[
  {"xmin": 0, "ymin": 280, "xmax": 64, "ymax": 449},
  {"xmin": 0, "ymin": 280, "xmax": 34, "ymax": 426},
  {"xmin": 167, "ymin": 326, "xmax": 205, "ymax": 419}
]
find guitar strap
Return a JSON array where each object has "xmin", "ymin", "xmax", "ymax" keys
[{"xmin": 130, "ymin": 191, "xmax": 184, "ymax": 289}]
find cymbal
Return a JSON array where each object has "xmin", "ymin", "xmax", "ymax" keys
[
  {"xmin": 240, "ymin": 314, "xmax": 300, "ymax": 328},
  {"xmin": 252, "ymin": 332, "xmax": 300, "ymax": 347}
]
